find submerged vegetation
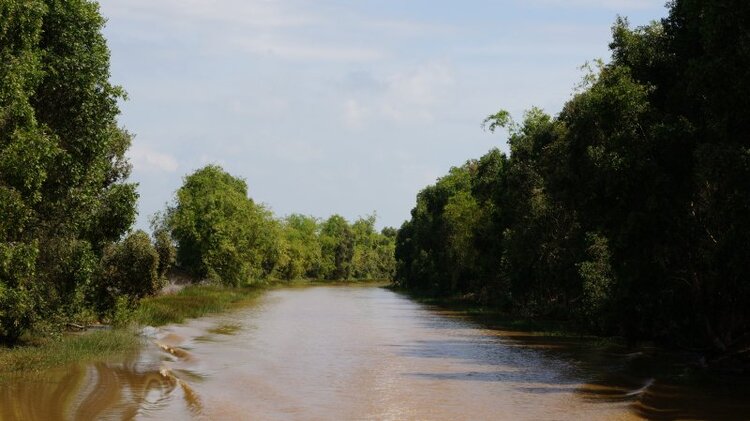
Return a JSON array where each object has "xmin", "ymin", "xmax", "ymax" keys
[{"xmin": 395, "ymin": 0, "xmax": 750, "ymax": 360}]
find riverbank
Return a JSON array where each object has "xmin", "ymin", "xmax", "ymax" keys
[
  {"xmin": 0, "ymin": 279, "xmax": 389, "ymax": 381},
  {"xmin": 387, "ymin": 286, "xmax": 593, "ymax": 338},
  {"xmin": 388, "ymin": 286, "xmax": 750, "ymax": 378},
  {"xmin": 0, "ymin": 283, "xmax": 264, "ymax": 381},
  {"xmin": 0, "ymin": 329, "xmax": 141, "ymax": 382},
  {"xmin": 136, "ymin": 284, "xmax": 266, "ymax": 326}
]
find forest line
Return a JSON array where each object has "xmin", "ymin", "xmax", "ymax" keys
[{"xmin": 394, "ymin": 1, "xmax": 750, "ymax": 359}]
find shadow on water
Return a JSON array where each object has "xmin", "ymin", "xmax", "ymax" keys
[{"xmin": 401, "ymin": 302, "xmax": 750, "ymax": 421}]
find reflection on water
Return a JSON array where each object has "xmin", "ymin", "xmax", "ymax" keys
[
  {"xmin": 0, "ymin": 359, "xmax": 180, "ymax": 420},
  {"xmin": 1, "ymin": 286, "xmax": 748, "ymax": 420}
]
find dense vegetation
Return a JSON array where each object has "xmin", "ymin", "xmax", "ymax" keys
[
  {"xmin": 395, "ymin": 0, "xmax": 750, "ymax": 358},
  {"xmin": 0, "ymin": 0, "xmax": 174, "ymax": 344},
  {"xmin": 163, "ymin": 165, "xmax": 396, "ymax": 286}
]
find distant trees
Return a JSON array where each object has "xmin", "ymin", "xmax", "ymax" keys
[
  {"xmin": 276, "ymin": 214, "xmax": 322, "ymax": 280},
  {"xmin": 320, "ymin": 215, "xmax": 354, "ymax": 280},
  {"xmin": 395, "ymin": 0, "xmax": 750, "ymax": 355},
  {"xmin": 164, "ymin": 166, "xmax": 396, "ymax": 286}
]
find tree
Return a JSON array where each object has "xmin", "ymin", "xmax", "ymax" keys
[
  {"xmin": 395, "ymin": 0, "xmax": 750, "ymax": 356},
  {"xmin": 166, "ymin": 165, "xmax": 276, "ymax": 286},
  {"xmin": 350, "ymin": 214, "xmax": 397, "ymax": 280},
  {"xmin": 276, "ymin": 214, "xmax": 322, "ymax": 280},
  {"xmin": 151, "ymin": 213, "xmax": 177, "ymax": 281},
  {"xmin": 319, "ymin": 215, "xmax": 354, "ymax": 280},
  {"xmin": 0, "ymin": 0, "xmax": 138, "ymax": 342}
]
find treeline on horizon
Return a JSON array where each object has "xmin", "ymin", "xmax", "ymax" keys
[
  {"xmin": 395, "ymin": 0, "xmax": 750, "ymax": 357},
  {"xmin": 161, "ymin": 164, "xmax": 396, "ymax": 287},
  {"xmin": 0, "ymin": 0, "xmax": 394, "ymax": 344}
]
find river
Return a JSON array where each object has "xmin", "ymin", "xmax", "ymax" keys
[{"xmin": 1, "ymin": 285, "xmax": 748, "ymax": 420}]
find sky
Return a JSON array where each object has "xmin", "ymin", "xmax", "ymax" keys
[{"xmin": 98, "ymin": 0, "xmax": 668, "ymax": 231}]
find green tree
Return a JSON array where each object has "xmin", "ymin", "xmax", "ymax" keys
[
  {"xmin": 0, "ymin": 0, "xmax": 138, "ymax": 342},
  {"xmin": 395, "ymin": 0, "xmax": 750, "ymax": 356},
  {"xmin": 350, "ymin": 215, "xmax": 397, "ymax": 280},
  {"xmin": 276, "ymin": 214, "xmax": 322, "ymax": 280},
  {"xmin": 167, "ymin": 165, "xmax": 275, "ymax": 286},
  {"xmin": 319, "ymin": 215, "xmax": 354, "ymax": 280}
]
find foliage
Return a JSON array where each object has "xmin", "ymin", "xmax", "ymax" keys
[
  {"xmin": 318, "ymin": 215, "xmax": 355, "ymax": 280},
  {"xmin": 136, "ymin": 285, "xmax": 263, "ymax": 326},
  {"xmin": 165, "ymin": 165, "xmax": 395, "ymax": 285},
  {"xmin": 91, "ymin": 230, "xmax": 160, "ymax": 320},
  {"xmin": 351, "ymin": 215, "xmax": 397, "ymax": 280},
  {"xmin": 166, "ymin": 165, "xmax": 275, "ymax": 286},
  {"xmin": 395, "ymin": 0, "xmax": 750, "ymax": 356},
  {"xmin": 0, "ymin": 0, "xmax": 139, "ymax": 343},
  {"xmin": 153, "ymin": 229, "xmax": 176, "ymax": 281},
  {"xmin": 150, "ymin": 214, "xmax": 176, "ymax": 281},
  {"xmin": 275, "ymin": 214, "xmax": 322, "ymax": 280},
  {"xmin": 0, "ymin": 243, "xmax": 38, "ymax": 344},
  {"xmin": 577, "ymin": 233, "xmax": 615, "ymax": 333}
]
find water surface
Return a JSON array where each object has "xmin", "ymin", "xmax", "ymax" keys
[{"xmin": 2, "ymin": 285, "xmax": 748, "ymax": 420}]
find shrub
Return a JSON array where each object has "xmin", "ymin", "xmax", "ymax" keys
[{"xmin": 91, "ymin": 230, "xmax": 160, "ymax": 319}]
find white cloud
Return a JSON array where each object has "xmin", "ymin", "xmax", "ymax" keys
[
  {"xmin": 101, "ymin": 0, "xmax": 386, "ymax": 62},
  {"xmin": 362, "ymin": 19, "xmax": 459, "ymax": 37},
  {"xmin": 272, "ymin": 140, "xmax": 324, "ymax": 163},
  {"xmin": 339, "ymin": 63, "xmax": 456, "ymax": 127},
  {"xmin": 231, "ymin": 35, "xmax": 385, "ymax": 62},
  {"xmin": 380, "ymin": 63, "xmax": 455, "ymax": 122},
  {"xmin": 128, "ymin": 144, "xmax": 179, "ymax": 173}
]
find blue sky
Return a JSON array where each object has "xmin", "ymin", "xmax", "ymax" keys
[{"xmin": 98, "ymin": 0, "xmax": 668, "ymax": 230}]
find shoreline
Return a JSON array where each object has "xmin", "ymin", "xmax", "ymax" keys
[
  {"xmin": 0, "ymin": 279, "xmax": 389, "ymax": 381},
  {"xmin": 387, "ymin": 285, "xmax": 750, "ymax": 380}
]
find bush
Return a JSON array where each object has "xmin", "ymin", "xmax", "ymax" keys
[{"xmin": 91, "ymin": 230, "xmax": 160, "ymax": 318}]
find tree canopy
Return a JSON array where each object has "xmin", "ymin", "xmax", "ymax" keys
[
  {"xmin": 395, "ymin": 0, "xmax": 750, "ymax": 356},
  {"xmin": 0, "ymin": 0, "xmax": 147, "ymax": 343}
]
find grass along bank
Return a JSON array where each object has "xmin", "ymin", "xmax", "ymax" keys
[
  {"xmin": 0, "ymin": 329, "xmax": 141, "ymax": 382},
  {"xmin": 0, "ymin": 280, "xmax": 388, "ymax": 381},
  {"xmin": 136, "ymin": 284, "xmax": 265, "ymax": 326},
  {"xmin": 0, "ymin": 283, "xmax": 266, "ymax": 381}
]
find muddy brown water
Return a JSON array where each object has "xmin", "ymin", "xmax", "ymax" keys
[{"xmin": 1, "ymin": 285, "xmax": 748, "ymax": 420}]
